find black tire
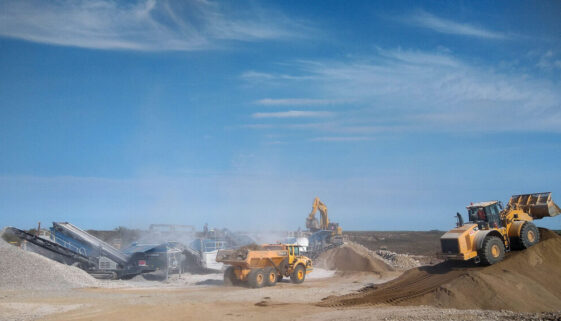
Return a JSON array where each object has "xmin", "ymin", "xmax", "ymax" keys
[
  {"xmin": 479, "ymin": 236, "xmax": 505, "ymax": 265},
  {"xmin": 290, "ymin": 265, "xmax": 306, "ymax": 284},
  {"xmin": 264, "ymin": 267, "xmax": 277, "ymax": 287},
  {"xmin": 224, "ymin": 266, "xmax": 236, "ymax": 286},
  {"xmin": 248, "ymin": 268, "xmax": 266, "ymax": 288},
  {"xmin": 276, "ymin": 274, "xmax": 284, "ymax": 282},
  {"xmin": 519, "ymin": 222, "xmax": 540, "ymax": 249}
]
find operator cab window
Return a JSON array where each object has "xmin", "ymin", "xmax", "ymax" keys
[
  {"xmin": 486, "ymin": 204, "xmax": 501, "ymax": 227},
  {"xmin": 294, "ymin": 246, "xmax": 299, "ymax": 256},
  {"xmin": 468, "ymin": 207, "xmax": 486, "ymax": 222}
]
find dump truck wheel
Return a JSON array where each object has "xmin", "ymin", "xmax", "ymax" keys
[
  {"xmin": 479, "ymin": 236, "xmax": 505, "ymax": 265},
  {"xmin": 519, "ymin": 222, "xmax": 540, "ymax": 249},
  {"xmin": 248, "ymin": 269, "xmax": 266, "ymax": 288},
  {"xmin": 290, "ymin": 265, "xmax": 306, "ymax": 284},
  {"xmin": 224, "ymin": 266, "xmax": 236, "ymax": 286},
  {"xmin": 264, "ymin": 267, "xmax": 277, "ymax": 287}
]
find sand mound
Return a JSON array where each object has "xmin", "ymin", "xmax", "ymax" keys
[
  {"xmin": 320, "ymin": 229, "xmax": 561, "ymax": 312},
  {"xmin": 0, "ymin": 231, "xmax": 100, "ymax": 291},
  {"xmin": 316, "ymin": 242, "xmax": 393, "ymax": 276}
]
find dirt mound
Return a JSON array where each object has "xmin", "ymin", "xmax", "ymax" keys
[
  {"xmin": 320, "ymin": 229, "xmax": 561, "ymax": 312},
  {"xmin": 0, "ymin": 230, "xmax": 100, "ymax": 290},
  {"xmin": 316, "ymin": 242, "xmax": 393, "ymax": 276}
]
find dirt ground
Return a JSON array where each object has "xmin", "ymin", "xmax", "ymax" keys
[
  {"xmin": 344, "ymin": 230, "xmax": 443, "ymax": 265},
  {"xmin": 323, "ymin": 229, "xmax": 561, "ymax": 313},
  {"xmin": 2, "ymin": 230, "xmax": 560, "ymax": 320},
  {"xmin": 1, "ymin": 269, "xmax": 559, "ymax": 321}
]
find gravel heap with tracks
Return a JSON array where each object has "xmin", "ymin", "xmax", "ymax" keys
[
  {"xmin": 319, "ymin": 228, "xmax": 561, "ymax": 312},
  {"xmin": 0, "ymin": 229, "xmax": 100, "ymax": 290}
]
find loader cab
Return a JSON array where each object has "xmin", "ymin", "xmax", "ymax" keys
[{"xmin": 467, "ymin": 201, "xmax": 503, "ymax": 229}]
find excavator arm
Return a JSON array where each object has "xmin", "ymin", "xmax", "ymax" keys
[{"xmin": 307, "ymin": 197, "xmax": 329, "ymax": 231}]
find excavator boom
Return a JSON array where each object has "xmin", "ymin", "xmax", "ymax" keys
[{"xmin": 307, "ymin": 197, "xmax": 329, "ymax": 231}]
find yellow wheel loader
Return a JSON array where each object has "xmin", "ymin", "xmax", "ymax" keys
[
  {"xmin": 438, "ymin": 192, "xmax": 560, "ymax": 265},
  {"xmin": 216, "ymin": 244, "xmax": 313, "ymax": 288}
]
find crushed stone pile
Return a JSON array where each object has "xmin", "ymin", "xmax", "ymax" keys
[
  {"xmin": 0, "ymin": 230, "xmax": 100, "ymax": 291},
  {"xmin": 315, "ymin": 241, "xmax": 394, "ymax": 276},
  {"xmin": 320, "ymin": 228, "xmax": 561, "ymax": 312},
  {"xmin": 376, "ymin": 249, "xmax": 421, "ymax": 270}
]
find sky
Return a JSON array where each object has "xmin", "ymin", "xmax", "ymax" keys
[{"xmin": 1, "ymin": 0, "xmax": 560, "ymax": 231}]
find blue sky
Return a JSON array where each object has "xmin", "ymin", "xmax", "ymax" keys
[{"xmin": 1, "ymin": 0, "xmax": 560, "ymax": 231}]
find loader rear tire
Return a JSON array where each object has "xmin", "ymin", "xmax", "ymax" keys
[
  {"xmin": 223, "ymin": 266, "xmax": 236, "ymax": 286},
  {"xmin": 248, "ymin": 268, "xmax": 266, "ymax": 288},
  {"xmin": 264, "ymin": 267, "xmax": 277, "ymax": 287},
  {"xmin": 290, "ymin": 265, "xmax": 306, "ymax": 284},
  {"xmin": 479, "ymin": 236, "xmax": 505, "ymax": 265},
  {"xmin": 519, "ymin": 222, "xmax": 540, "ymax": 249}
]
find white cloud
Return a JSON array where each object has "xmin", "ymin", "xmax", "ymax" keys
[
  {"xmin": 251, "ymin": 111, "xmax": 334, "ymax": 119},
  {"xmin": 242, "ymin": 48, "xmax": 561, "ymax": 133},
  {"xmin": 0, "ymin": 0, "xmax": 306, "ymax": 51},
  {"xmin": 406, "ymin": 10, "xmax": 507, "ymax": 39},
  {"xmin": 310, "ymin": 136, "xmax": 375, "ymax": 142},
  {"xmin": 255, "ymin": 98, "xmax": 342, "ymax": 106},
  {"xmin": 536, "ymin": 50, "xmax": 561, "ymax": 71}
]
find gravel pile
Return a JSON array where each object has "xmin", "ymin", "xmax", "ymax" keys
[
  {"xmin": 316, "ymin": 242, "xmax": 394, "ymax": 276},
  {"xmin": 375, "ymin": 249, "xmax": 421, "ymax": 270},
  {"xmin": 0, "ymin": 230, "xmax": 100, "ymax": 291}
]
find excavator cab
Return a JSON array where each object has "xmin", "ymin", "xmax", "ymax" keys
[{"xmin": 467, "ymin": 201, "xmax": 503, "ymax": 230}]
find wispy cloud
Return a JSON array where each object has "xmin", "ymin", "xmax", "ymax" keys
[
  {"xmin": 255, "ymin": 98, "xmax": 342, "ymax": 106},
  {"xmin": 310, "ymin": 136, "xmax": 375, "ymax": 142},
  {"xmin": 242, "ymin": 48, "xmax": 561, "ymax": 134},
  {"xmin": 536, "ymin": 50, "xmax": 561, "ymax": 71},
  {"xmin": 251, "ymin": 111, "xmax": 334, "ymax": 119},
  {"xmin": 406, "ymin": 10, "xmax": 508, "ymax": 39},
  {"xmin": 0, "ymin": 0, "xmax": 307, "ymax": 51}
]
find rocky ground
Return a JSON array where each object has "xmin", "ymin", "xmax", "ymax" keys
[{"xmin": 1, "ymin": 231, "xmax": 560, "ymax": 320}]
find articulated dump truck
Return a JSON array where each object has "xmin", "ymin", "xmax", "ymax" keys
[
  {"xmin": 216, "ymin": 244, "xmax": 313, "ymax": 288},
  {"xmin": 438, "ymin": 192, "xmax": 561, "ymax": 265}
]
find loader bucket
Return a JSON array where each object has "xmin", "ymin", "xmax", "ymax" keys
[{"xmin": 508, "ymin": 192, "xmax": 561, "ymax": 219}]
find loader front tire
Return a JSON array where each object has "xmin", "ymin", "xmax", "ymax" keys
[
  {"xmin": 479, "ymin": 236, "xmax": 505, "ymax": 265},
  {"xmin": 248, "ymin": 268, "xmax": 266, "ymax": 288},
  {"xmin": 264, "ymin": 267, "xmax": 277, "ymax": 287},
  {"xmin": 290, "ymin": 265, "xmax": 306, "ymax": 284},
  {"xmin": 519, "ymin": 222, "xmax": 540, "ymax": 249}
]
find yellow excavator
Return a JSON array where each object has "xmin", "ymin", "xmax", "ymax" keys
[
  {"xmin": 438, "ymin": 192, "xmax": 560, "ymax": 265},
  {"xmin": 306, "ymin": 197, "xmax": 343, "ymax": 256}
]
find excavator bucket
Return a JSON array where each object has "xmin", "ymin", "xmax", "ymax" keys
[{"xmin": 508, "ymin": 192, "xmax": 561, "ymax": 219}]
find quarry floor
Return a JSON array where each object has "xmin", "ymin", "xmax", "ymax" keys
[{"xmin": 0, "ymin": 270, "xmax": 556, "ymax": 321}]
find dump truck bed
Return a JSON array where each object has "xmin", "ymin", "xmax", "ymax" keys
[{"xmin": 216, "ymin": 248, "xmax": 289, "ymax": 268}]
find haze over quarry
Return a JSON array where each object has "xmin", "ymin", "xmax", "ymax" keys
[{"xmin": 1, "ymin": 0, "xmax": 560, "ymax": 231}]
